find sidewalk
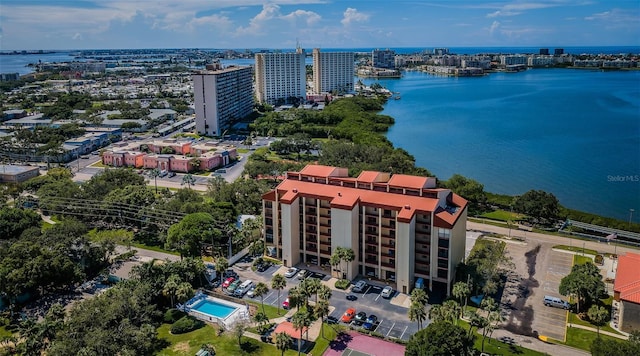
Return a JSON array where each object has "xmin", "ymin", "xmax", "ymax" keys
[
  {"xmin": 488, "ymin": 328, "xmax": 589, "ymax": 356},
  {"xmin": 568, "ymin": 322, "xmax": 628, "ymax": 340}
]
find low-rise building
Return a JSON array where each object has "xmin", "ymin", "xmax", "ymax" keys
[
  {"xmin": 0, "ymin": 164, "xmax": 40, "ymax": 183},
  {"xmin": 613, "ymin": 252, "xmax": 640, "ymax": 332}
]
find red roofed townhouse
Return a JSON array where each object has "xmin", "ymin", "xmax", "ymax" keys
[
  {"xmin": 262, "ymin": 164, "xmax": 468, "ymax": 295},
  {"xmin": 613, "ymin": 252, "xmax": 640, "ymax": 332}
]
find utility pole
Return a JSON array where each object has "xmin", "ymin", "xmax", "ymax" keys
[{"xmin": 630, "ymin": 209, "xmax": 635, "ymax": 230}]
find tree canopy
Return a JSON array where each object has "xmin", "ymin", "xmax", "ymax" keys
[
  {"xmin": 513, "ymin": 189, "xmax": 560, "ymax": 223},
  {"xmin": 405, "ymin": 321, "xmax": 474, "ymax": 356},
  {"xmin": 559, "ymin": 261, "xmax": 606, "ymax": 312}
]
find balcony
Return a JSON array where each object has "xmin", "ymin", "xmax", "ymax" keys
[
  {"xmin": 381, "ymin": 230, "xmax": 395, "ymax": 238},
  {"xmin": 320, "ymin": 249, "xmax": 331, "ymax": 255},
  {"xmin": 306, "ymin": 236, "xmax": 317, "ymax": 243},
  {"xmin": 365, "ymin": 258, "xmax": 378, "ymax": 265},
  {"xmin": 306, "ymin": 217, "xmax": 317, "ymax": 224},
  {"xmin": 415, "ymin": 259, "xmax": 429, "ymax": 266},
  {"xmin": 415, "ymin": 268, "xmax": 430, "ymax": 276},
  {"xmin": 381, "ymin": 261, "xmax": 395, "ymax": 268},
  {"xmin": 319, "ymin": 239, "xmax": 331, "ymax": 246},
  {"xmin": 306, "ymin": 244, "xmax": 317, "ymax": 251},
  {"xmin": 381, "ymin": 239, "xmax": 395, "ymax": 248},
  {"xmin": 319, "ymin": 219, "xmax": 330, "ymax": 227}
]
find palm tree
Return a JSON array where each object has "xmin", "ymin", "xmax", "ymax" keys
[
  {"xmin": 291, "ymin": 310, "xmax": 312, "ymax": 356},
  {"xmin": 340, "ymin": 247, "xmax": 355, "ymax": 279},
  {"xmin": 329, "ymin": 252, "xmax": 341, "ymax": 278},
  {"xmin": 234, "ymin": 321, "xmax": 247, "ymax": 347},
  {"xmin": 428, "ymin": 304, "xmax": 444, "ymax": 323},
  {"xmin": 288, "ymin": 286, "xmax": 303, "ymax": 312},
  {"xmin": 467, "ymin": 311, "xmax": 488, "ymax": 337},
  {"xmin": 254, "ymin": 311, "xmax": 269, "ymax": 332},
  {"xmin": 453, "ymin": 281, "xmax": 471, "ymax": 316},
  {"xmin": 254, "ymin": 282, "xmax": 269, "ymax": 315},
  {"xmin": 297, "ymin": 279, "xmax": 313, "ymax": 310},
  {"xmin": 318, "ymin": 284, "xmax": 332, "ymax": 302},
  {"xmin": 215, "ymin": 257, "xmax": 228, "ymax": 289},
  {"xmin": 442, "ymin": 300, "xmax": 462, "ymax": 325},
  {"xmin": 271, "ymin": 273, "xmax": 287, "ymax": 315},
  {"xmin": 176, "ymin": 281, "xmax": 194, "ymax": 306},
  {"xmin": 275, "ymin": 332, "xmax": 292, "ymax": 356},
  {"xmin": 304, "ymin": 277, "xmax": 322, "ymax": 304},
  {"xmin": 181, "ymin": 173, "xmax": 196, "ymax": 189},
  {"xmin": 409, "ymin": 301, "xmax": 428, "ymax": 329},
  {"xmin": 163, "ymin": 274, "xmax": 181, "ymax": 308},
  {"xmin": 150, "ymin": 168, "xmax": 160, "ymax": 194},
  {"xmin": 410, "ymin": 288, "xmax": 429, "ymax": 306},
  {"xmin": 314, "ymin": 299, "xmax": 330, "ymax": 339},
  {"xmin": 588, "ymin": 304, "xmax": 609, "ymax": 337}
]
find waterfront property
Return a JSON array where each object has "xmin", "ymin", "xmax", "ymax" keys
[
  {"xmin": 255, "ymin": 48, "xmax": 306, "ymax": 105},
  {"xmin": 312, "ymin": 48, "xmax": 355, "ymax": 94},
  {"xmin": 262, "ymin": 164, "xmax": 468, "ymax": 295},
  {"xmin": 180, "ymin": 291, "xmax": 248, "ymax": 330}
]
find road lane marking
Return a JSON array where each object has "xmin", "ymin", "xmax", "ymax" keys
[
  {"xmin": 386, "ymin": 322, "xmax": 395, "ymax": 337},
  {"xmin": 399, "ymin": 325, "xmax": 408, "ymax": 339}
]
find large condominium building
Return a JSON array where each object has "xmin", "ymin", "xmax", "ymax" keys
[
  {"xmin": 255, "ymin": 48, "xmax": 306, "ymax": 105},
  {"xmin": 372, "ymin": 49, "xmax": 396, "ymax": 69},
  {"xmin": 193, "ymin": 63, "xmax": 253, "ymax": 136},
  {"xmin": 262, "ymin": 165, "xmax": 468, "ymax": 295},
  {"xmin": 312, "ymin": 48, "xmax": 355, "ymax": 94}
]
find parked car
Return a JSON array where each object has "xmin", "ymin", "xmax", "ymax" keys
[
  {"xmin": 381, "ymin": 286, "xmax": 394, "ymax": 298},
  {"xmin": 352, "ymin": 280, "xmax": 368, "ymax": 293},
  {"xmin": 341, "ymin": 308, "xmax": 356, "ymax": 323},
  {"xmin": 354, "ymin": 311, "xmax": 367, "ymax": 324},
  {"xmin": 283, "ymin": 298, "xmax": 290, "ymax": 310},
  {"xmin": 246, "ymin": 286, "xmax": 256, "ymax": 298},
  {"xmin": 325, "ymin": 316, "xmax": 339, "ymax": 325},
  {"xmin": 168, "ymin": 171, "xmax": 176, "ymax": 178},
  {"xmin": 158, "ymin": 170, "xmax": 168, "ymax": 178},
  {"xmin": 346, "ymin": 294, "xmax": 358, "ymax": 301},
  {"xmin": 226, "ymin": 280, "xmax": 241, "ymax": 295},
  {"xmin": 284, "ymin": 267, "xmax": 299, "ymax": 278},
  {"xmin": 297, "ymin": 269, "xmax": 308, "ymax": 280},
  {"xmin": 222, "ymin": 277, "xmax": 235, "ymax": 288},
  {"xmin": 543, "ymin": 295, "xmax": 570, "ymax": 309},
  {"xmin": 363, "ymin": 315, "xmax": 378, "ymax": 330}
]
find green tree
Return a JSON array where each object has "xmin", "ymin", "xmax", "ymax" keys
[
  {"xmin": 254, "ymin": 312, "xmax": 269, "ymax": 332},
  {"xmin": 162, "ymin": 274, "xmax": 181, "ymax": 308},
  {"xmin": 409, "ymin": 289, "xmax": 429, "ymax": 330},
  {"xmin": 588, "ymin": 304, "xmax": 609, "ymax": 336},
  {"xmin": 291, "ymin": 310, "xmax": 312, "ymax": 356},
  {"xmin": 559, "ymin": 261, "xmax": 605, "ymax": 312},
  {"xmin": 452, "ymin": 281, "xmax": 471, "ymax": 317},
  {"xmin": 254, "ymin": 282, "xmax": 269, "ymax": 315},
  {"xmin": 166, "ymin": 212, "xmax": 217, "ymax": 259},
  {"xmin": 149, "ymin": 168, "xmax": 160, "ymax": 194},
  {"xmin": 0, "ymin": 207, "xmax": 41, "ymax": 240},
  {"xmin": 444, "ymin": 174, "xmax": 487, "ymax": 212},
  {"xmin": 406, "ymin": 321, "xmax": 474, "ymax": 356},
  {"xmin": 591, "ymin": 336, "xmax": 640, "ymax": 356},
  {"xmin": 318, "ymin": 284, "xmax": 332, "ymax": 302},
  {"xmin": 271, "ymin": 273, "xmax": 287, "ymax": 315},
  {"xmin": 176, "ymin": 281, "xmax": 194, "ymax": 306},
  {"xmin": 215, "ymin": 257, "xmax": 228, "ymax": 288},
  {"xmin": 181, "ymin": 174, "xmax": 196, "ymax": 189},
  {"xmin": 233, "ymin": 321, "xmax": 247, "ymax": 347},
  {"xmin": 314, "ymin": 299, "xmax": 330, "ymax": 338},
  {"xmin": 513, "ymin": 189, "xmax": 560, "ymax": 223},
  {"xmin": 275, "ymin": 332, "xmax": 292, "ymax": 356}
]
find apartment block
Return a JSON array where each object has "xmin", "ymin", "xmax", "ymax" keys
[
  {"xmin": 372, "ymin": 49, "xmax": 396, "ymax": 69},
  {"xmin": 255, "ymin": 48, "xmax": 306, "ymax": 105},
  {"xmin": 262, "ymin": 165, "xmax": 468, "ymax": 295},
  {"xmin": 193, "ymin": 64, "xmax": 253, "ymax": 136},
  {"xmin": 312, "ymin": 49, "xmax": 354, "ymax": 94}
]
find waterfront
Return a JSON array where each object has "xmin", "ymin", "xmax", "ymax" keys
[{"xmin": 362, "ymin": 69, "xmax": 640, "ymax": 220}]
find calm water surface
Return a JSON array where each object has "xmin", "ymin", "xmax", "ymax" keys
[{"xmin": 363, "ymin": 69, "xmax": 640, "ymax": 220}]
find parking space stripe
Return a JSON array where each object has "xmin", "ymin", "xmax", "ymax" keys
[
  {"xmin": 386, "ymin": 322, "xmax": 395, "ymax": 337},
  {"xmin": 399, "ymin": 325, "xmax": 408, "ymax": 339}
]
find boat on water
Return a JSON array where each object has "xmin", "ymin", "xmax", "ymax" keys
[{"xmin": 394, "ymin": 95, "xmax": 401, "ymax": 100}]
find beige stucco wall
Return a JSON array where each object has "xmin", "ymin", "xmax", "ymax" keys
[
  {"xmin": 396, "ymin": 218, "xmax": 416, "ymax": 295},
  {"xmin": 280, "ymin": 199, "xmax": 300, "ymax": 267},
  {"xmin": 331, "ymin": 206, "xmax": 359, "ymax": 280}
]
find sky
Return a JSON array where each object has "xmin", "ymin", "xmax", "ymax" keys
[{"xmin": 0, "ymin": 0, "xmax": 639, "ymax": 50}]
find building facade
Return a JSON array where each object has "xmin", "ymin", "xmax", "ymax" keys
[
  {"xmin": 255, "ymin": 48, "xmax": 306, "ymax": 105},
  {"xmin": 193, "ymin": 65, "xmax": 253, "ymax": 136},
  {"xmin": 372, "ymin": 49, "xmax": 396, "ymax": 69},
  {"xmin": 312, "ymin": 49, "xmax": 355, "ymax": 94},
  {"xmin": 262, "ymin": 165, "xmax": 468, "ymax": 295},
  {"xmin": 613, "ymin": 252, "xmax": 640, "ymax": 332}
]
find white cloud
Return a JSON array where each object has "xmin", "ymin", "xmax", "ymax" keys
[
  {"xmin": 489, "ymin": 20, "xmax": 500, "ymax": 35},
  {"xmin": 236, "ymin": 4, "xmax": 321, "ymax": 36},
  {"xmin": 72, "ymin": 32, "xmax": 83, "ymax": 40},
  {"xmin": 282, "ymin": 9, "xmax": 321, "ymax": 25},
  {"xmin": 341, "ymin": 8, "xmax": 369, "ymax": 26},
  {"xmin": 487, "ymin": 10, "xmax": 521, "ymax": 18}
]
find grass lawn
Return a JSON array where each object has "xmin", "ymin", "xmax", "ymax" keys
[
  {"xmin": 246, "ymin": 300, "xmax": 287, "ymax": 320},
  {"xmin": 468, "ymin": 217, "xmax": 514, "ymax": 230},
  {"xmin": 574, "ymin": 255, "xmax": 593, "ymax": 265},
  {"xmin": 480, "ymin": 210, "xmax": 525, "ymax": 222},
  {"xmin": 90, "ymin": 161, "xmax": 107, "ymax": 168},
  {"xmin": 236, "ymin": 148, "xmax": 250, "ymax": 153},
  {"xmin": 130, "ymin": 243, "xmax": 180, "ymax": 256},
  {"xmin": 0, "ymin": 325, "xmax": 12, "ymax": 338},
  {"xmin": 563, "ymin": 325, "xmax": 622, "ymax": 351},
  {"xmin": 553, "ymin": 245, "xmax": 599, "ymax": 256},
  {"xmin": 156, "ymin": 323, "xmax": 298, "ymax": 356},
  {"xmin": 457, "ymin": 320, "xmax": 546, "ymax": 356},
  {"xmin": 308, "ymin": 323, "xmax": 345, "ymax": 356},
  {"xmin": 568, "ymin": 313, "xmax": 622, "ymax": 335}
]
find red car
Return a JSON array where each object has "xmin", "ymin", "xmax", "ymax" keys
[
  {"xmin": 341, "ymin": 308, "xmax": 356, "ymax": 323},
  {"xmin": 282, "ymin": 297, "xmax": 290, "ymax": 309},
  {"xmin": 222, "ymin": 277, "xmax": 235, "ymax": 289}
]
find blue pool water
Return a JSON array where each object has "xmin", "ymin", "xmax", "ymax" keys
[{"xmin": 191, "ymin": 299, "xmax": 237, "ymax": 319}]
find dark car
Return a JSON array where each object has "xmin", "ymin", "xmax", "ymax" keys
[
  {"xmin": 325, "ymin": 316, "xmax": 339, "ymax": 325},
  {"xmin": 346, "ymin": 294, "xmax": 358, "ymax": 301},
  {"xmin": 354, "ymin": 311, "xmax": 367, "ymax": 324},
  {"xmin": 257, "ymin": 263, "xmax": 271, "ymax": 272},
  {"xmin": 363, "ymin": 315, "xmax": 378, "ymax": 330}
]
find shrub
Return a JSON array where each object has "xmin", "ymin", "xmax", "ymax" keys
[
  {"xmin": 335, "ymin": 279, "xmax": 350, "ymax": 290},
  {"xmin": 164, "ymin": 308, "xmax": 186, "ymax": 324},
  {"xmin": 170, "ymin": 316, "xmax": 204, "ymax": 334},
  {"xmin": 595, "ymin": 254, "xmax": 604, "ymax": 265}
]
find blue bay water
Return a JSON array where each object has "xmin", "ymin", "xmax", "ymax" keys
[{"xmin": 362, "ymin": 69, "xmax": 640, "ymax": 220}]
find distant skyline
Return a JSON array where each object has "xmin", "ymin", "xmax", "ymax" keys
[{"xmin": 1, "ymin": 1, "xmax": 639, "ymax": 50}]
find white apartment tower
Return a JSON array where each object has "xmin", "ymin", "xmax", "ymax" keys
[
  {"xmin": 312, "ymin": 48, "xmax": 355, "ymax": 94},
  {"xmin": 193, "ymin": 63, "xmax": 253, "ymax": 136},
  {"xmin": 255, "ymin": 48, "xmax": 306, "ymax": 105}
]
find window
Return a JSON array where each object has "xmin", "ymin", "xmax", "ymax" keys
[{"xmin": 438, "ymin": 228, "xmax": 451, "ymax": 239}]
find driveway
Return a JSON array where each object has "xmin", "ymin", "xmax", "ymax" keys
[{"xmin": 501, "ymin": 240, "xmax": 572, "ymax": 342}]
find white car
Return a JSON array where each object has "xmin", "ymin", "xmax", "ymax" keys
[
  {"xmin": 297, "ymin": 269, "xmax": 308, "ymax": 280},
  {"xmin": 284, "ymin": 267, "xmax": 299, "ymax": 278},
  {"xmin": 381, "ymin": 286, "xmax": 394, "ymax": 298},
  {"xmin": 246, "ymin": 286, "xmax": 256, "ymax": 298}
]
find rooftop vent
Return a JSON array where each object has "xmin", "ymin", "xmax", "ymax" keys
[
  {"xmin": 404, "ymin": 204, "xmax": 411, "ymax": 209},
  {"xmin": 292, "ymin": 188, "xmax": 298, "ymax": 193}
]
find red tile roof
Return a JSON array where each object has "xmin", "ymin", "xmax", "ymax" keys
[
  {"xmin": 274, "ymin": 321, "xmax": 308, "ymax": 339},
  {"xmin": 299, "ymin": 165, "xmax": 346, "ymax": 177},
  {"xmin": 357, "ymin": 171, "xmax": 387, "ymax": 183},
  {"xmin": 387, "ymin": 174, "xmax": 430, "ymax": 189},
  {"xmin": 614, "ymin": 252, "xmax": 640, "ymax": 304}
]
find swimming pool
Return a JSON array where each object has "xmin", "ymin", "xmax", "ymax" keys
[{"xmin": 191, "ymin": 299, "xmax": 237, "ymax": 319}]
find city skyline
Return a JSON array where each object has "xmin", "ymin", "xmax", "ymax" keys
[{"xmin": 1, "ymin": 1, "xmax": 639, "ymax": 50}]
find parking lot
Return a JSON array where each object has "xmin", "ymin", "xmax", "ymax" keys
[
  {"xmin": 227, "ymin": 260, "xmax": 421, "ymax": 342},
  {"xmin": 502, "ymin": 241, "xmax": 572, "ymax": 342}
]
